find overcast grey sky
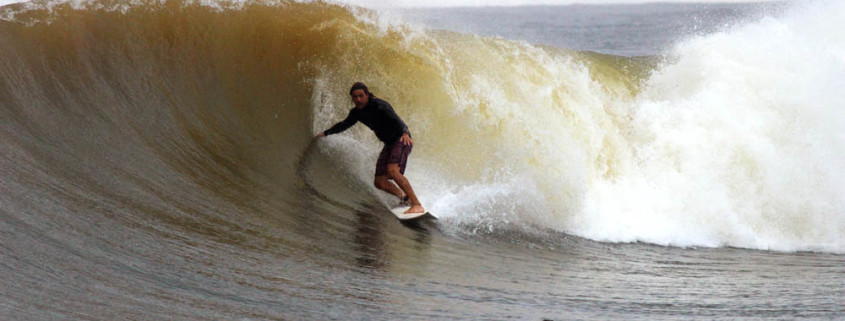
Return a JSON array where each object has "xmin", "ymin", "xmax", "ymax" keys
[
  {"xmin": 0, "ymin": 0, "xmax": 780, "ymax": 7},
  {"xmin": 341, "ymin": 0, "xmax": 777, "ymax": 8}
]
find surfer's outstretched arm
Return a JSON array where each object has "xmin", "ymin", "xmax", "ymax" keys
[{"xmin": 318, "ymin": 110, "xmax": 358, "ymax": 138}]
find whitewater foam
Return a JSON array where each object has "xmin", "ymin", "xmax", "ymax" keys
[
  {"xmin": 578, "ymin": 1, "xmax": 845, "ymax": 252},
  {"xmin": 305, "ymin": 1, "xmax": 845, "ymax": 252}
]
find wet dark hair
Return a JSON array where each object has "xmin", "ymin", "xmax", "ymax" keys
[{"xmin": 349, "ymin": 82, "xmax": 375, "ymax": 99}]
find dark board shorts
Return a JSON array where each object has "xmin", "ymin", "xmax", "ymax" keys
[{"xmin": 375, "ymin": 139, "xmax": 412, "ymax": 177}]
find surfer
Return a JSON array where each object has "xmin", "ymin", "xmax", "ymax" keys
[{"xmin": 315, "ymin": 82, "xmax": 425, "ymax": 215}]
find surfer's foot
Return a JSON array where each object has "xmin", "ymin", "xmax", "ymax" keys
[{"xmin": 404, "ymin": 205, "xmax": 425, "ymax": 214}]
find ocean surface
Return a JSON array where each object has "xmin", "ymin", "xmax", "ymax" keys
[{"xmin": 1, "ymin": 0, "xmax": 843, "ymax": 320}]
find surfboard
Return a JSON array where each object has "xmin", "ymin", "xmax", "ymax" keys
[{"xmin": 390, "ymin": 206, "xmax": 436, "ymax": 221}]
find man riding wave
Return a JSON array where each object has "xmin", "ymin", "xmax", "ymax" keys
[{"xmin": 315, "ymin": 82, "xmax": 425, "ymax": 215}]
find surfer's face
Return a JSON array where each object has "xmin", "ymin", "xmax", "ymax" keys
[{"xmin": 351, "ymin": 89, "xmax": 369, "ymax": 109}]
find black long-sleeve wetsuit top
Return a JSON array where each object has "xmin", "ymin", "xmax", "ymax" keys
[{"xmin": 323, "ymin": 98, "xmax": 410, "ymax": 144}]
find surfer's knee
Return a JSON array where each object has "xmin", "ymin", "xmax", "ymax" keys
[
  {"xmin": 373, "ymin": 175, "xmax": 389, "ymax": 189},
  {"xmin": 386, "ymin": 164, "xmax": 404, "ymax": 181}
]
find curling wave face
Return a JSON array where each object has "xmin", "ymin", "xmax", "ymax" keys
[
  {"xmin": 2, "ymin": 1, "xmax": 845, "ymax": 319},
  {"xmin": 1, "ymin": 0, "xmax": 842, "ymax": 268}
]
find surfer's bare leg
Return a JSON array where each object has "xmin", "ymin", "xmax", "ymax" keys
[
  {"xmin": 374, "ymin": 175, "xmax": 405, "ymax": 199},
  {"xmin": 387, "ymin": 163, "xmax": 424, "ymax": 214}
]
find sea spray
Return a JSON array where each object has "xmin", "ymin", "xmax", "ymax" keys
[
  {"xmin": 579, "ymin": 1, "xmax": 845, "ymax": 252},
  {"xmin": 326, "ymin": 0, "xmax": 845, "ymax": 252}
]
